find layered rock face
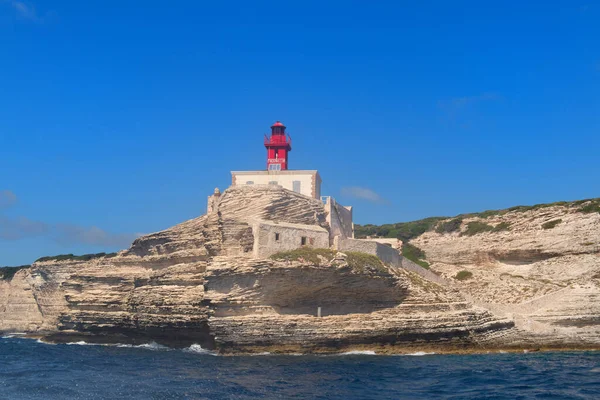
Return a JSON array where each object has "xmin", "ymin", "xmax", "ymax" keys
[
  {"xmin": 3, "ymin": 188, "xmax": 597, "ymax": 353},
  {"xmin": 411, "ymin": 202, "xmax": 600, "ymax": 346},
  {"xmin": 0, "ymin": 254, "xmax": 513, "ymax": 353}
]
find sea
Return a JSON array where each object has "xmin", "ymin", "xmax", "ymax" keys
[{"xmin": 1, "ymin": 336, "xmax": 599, "ymax": 399}]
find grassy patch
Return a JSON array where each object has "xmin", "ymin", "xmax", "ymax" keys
[
  {"xmin": 269, "ymin": 248, "xmax": 388, "ymax": 274},
  {"xmin": 492, "ymin": 222, "xmax": 511, "ymax": 232},
  {"xmin": 454, "ymin": 270, "xmax": 473, "ymax": 281},
  {"xmin": 542, "ymin": 219, "xmax": 562, "ymax": 230},
  {"xmin": 435, "ymin": 218, "xmax": 462, "ymax": 234},
  {"xmin": 35, "ymin": 252, "xmax": 118, "ymax": 263},
  {"xmin": 344, "ymin": 251, "xmax": 388, "ymax": 274},
  {"xmin": 270, "ymin": 248, "xmax": 336, "ymax": 265},
  {"xmin": 0, "ymin": 265, "xmax": 30, "ymax": 281},
  {"xmin": 461, "ymin": 221, "xmax": 494, "ymax": 236},
  {"xmin": 401, "ymin": 243, "xmax": 430, "ymax": 269},
  {"xmin": 578, "ymin": 199, "xmax": 600, "ymax": 214}
]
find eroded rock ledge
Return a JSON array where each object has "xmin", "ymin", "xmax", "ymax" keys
[
  {"xmin": 1, "ymin": 253, "xmax": 520, "ymax": 353},
  {"xmin": 2, "ymin": 190, "xmax": 599, "ymax": 354}
]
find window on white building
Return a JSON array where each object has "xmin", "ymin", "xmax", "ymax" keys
[
  {"xmin": 268, "ymin": 164, "xmax": 281, "ymax": 171},
  {"xmin": 293, "ymin": 181, "xmax": 301, "ymax": 193},
  {"xmin": 246, "ymin": 181, "xmax": 254, "ymax": 185},
  {"xmin": 275, "ymin": 233, "xmax": 280, "ymax": 241},
  {"xmin": 301, "ymin": 236, "xmax": 307, "ymax": 246},
  {"xmin": 269, "ymin": 181, "xmax": 278, "ymax": 185}
]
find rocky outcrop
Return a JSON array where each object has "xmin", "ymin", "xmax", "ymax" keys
[
  {"xmin": 126, "ymin": 185, "xmax": 328, "ymax": 258},
  {"xmin": 0, "ymin": 253, "xmax": 515, "ymax": 353},
  {"xmin": 1, "ymin": 189, "xmax": 598, "ymax": 353},
  {"xmin": 410, "ymin": 201, "xmax": 600, "ymax": 346}
]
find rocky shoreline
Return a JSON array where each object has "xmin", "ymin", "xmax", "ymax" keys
[{"xmin": 1, "ymin": 191, "xmax": 599, "ymax": 354}]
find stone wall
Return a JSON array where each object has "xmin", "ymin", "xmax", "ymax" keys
[
  {"xmin": 333, "ymin": 238, "xmax": 447, "ymax": 285},
  {"xmin": 324, "ymin": 197, "xmax": 354, "ymax": 242},
  {"xmin": 335, "ymin": 237, "xmax": 401, "ymax": 266},
  {"xmin": 399, "ymin": 257, "xmax": 449, "ymax": 286},
  {"xmin": 252, "ymin": 221, "xmax": 330, "ymax": 259}
]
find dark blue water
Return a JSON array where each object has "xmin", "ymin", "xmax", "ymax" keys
[{"xmin": 1, "ymin": 337, "xmax": 599, "ymax": 399}]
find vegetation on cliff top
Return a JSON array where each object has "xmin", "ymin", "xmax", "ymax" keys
[
  {"xmin": 270, "ymin": 248, "xmax": 388, "ymax": 274},
  {"xmin": 461, "ymin": 221, "xmax": 495, "ymax": 236},
  {"xmin": 354, "ymin": 197, "xmax": 599, "ymax": 240},
  {"xmin": 35, "ymin": 252, "xmax": 118, "ymax": 263},
  {"xmin": 355, "ymin": 217, "xmax": 446, "ymax": 242},
  {"xmin": 435, "ymin": 218, "xmax": 463, "ymax": 234},
  {"xmin": 0, "ymin": 265, "xmax": 30, "ymax": 281}
]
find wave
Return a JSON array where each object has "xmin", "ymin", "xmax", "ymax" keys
[
  {"xmin": 403, "ymin": 351, "xmax": 436, "ymax": 356},
  {"xmin": 111, "ymin": 342, "xmax": 170, "ymax": 350},
  {"xmin": 32, "ymin": 339, "xmax": 171, "ymax": 351},
  {"xmin": 1, "ymin": 332, "xmax": 27, "ymax": 339},
  {"xmin": 183, "ymin": 344, "xmax": 217, "ymax": 356},
  {"xmin": 133, "ymin": 342, "xmax": 169, "ymax": 350},
  {"xmin": 338, "ymin": 350, "xmax": 377, "ymax": 355}
]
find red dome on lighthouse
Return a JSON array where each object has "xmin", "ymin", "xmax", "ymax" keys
[{"xmin": 271, "ymin": 121, "xmax": 285, "ymax": 128}]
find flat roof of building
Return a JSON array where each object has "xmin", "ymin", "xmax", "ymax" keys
[{"xmin": 231, "ymin": 170, "xmax": 320, "ymax": 176}]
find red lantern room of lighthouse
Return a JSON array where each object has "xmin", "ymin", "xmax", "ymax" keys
[{"xmin": 264, "ymin": 121, "xmax": 292, "ymax": 171}]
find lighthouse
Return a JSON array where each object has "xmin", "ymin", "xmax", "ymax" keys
[
  {"xmin": 231, "ymin": 121, "xmax": 322, "ymax": 199},
  {"xmin": 264, "ymin": 121, "xmax": 292, "ymax": 171}
]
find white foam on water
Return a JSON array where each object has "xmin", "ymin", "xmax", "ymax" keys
[
  {"xmin": 61, "ymin": 341, "xmax": 169, "ymax": 350},
  {"xmin": 249, "ymin": 352, "xmax": 271, "ymax": 356},
  {"xmin": 339, "ymin": 350, "xmax": 377, "ymax": 355},
  {"xmin": 2, "ymin": 333, "xmax": 27, "ymax": 339},
  {"xmin": 130, "ymin": 342, "xmax": 169, "ymax": 350},
  {"xmin": 103, "ymin": 342, "xmax": 170, "ymax": 350},
  {"xmin": 404, "ymin": 351, "xmax": 436, "ymax": 356},
  {"xmin": 184, "ymin": 343, "xmax": 217, "ymax": 356},
  {"xmin": 36, "ymin": 339, "xmax": 56, "ymax": 345}
]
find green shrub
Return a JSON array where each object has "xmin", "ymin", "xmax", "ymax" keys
[
  {"xmin": 435, "ymin": 218, "xmax": 463, "ymax": 234},
  {"xmin": 355, "ymin": 198, "xmax": 599, "ymax": 241},
  {"xmin": 270, "ymin": 248, "xmax": 336, "ymax": 265},
  {"xmin": 35, "ymin": 252, "xmax": 118, "ymax": 263},
  {"xmin": 0, "ymin": 265, "xmax": 30, "ymax": 281},
  {"xmin": 472, "ymin": 210, "xmax": 504, "ymax": 219},
  {"xmin": 354, "ymin": 217, "xmax": 447, "ymax": 241},
  {"xmin": 344, "ymin": 251, "xmax": 388, "ymax": 274},
  {"xmin": 492, "ymin": 222, "xmax": 511, "ymax": 232},
  {"xmin": 542, "ymin": 219, "xmax": 562, "ymax": 230},
  {"xmin": 461, "ymin": 222, "xmax": 494, "ymax": 236},
  {"xmin": 578, "ymin": 200, "xmax": 600, "ymax": 214},
  {"xmin": 454, "ymin": 270, "xmax": 473, "ymax": 281},
  {"xmin": 401, "ymin": 243, "xmax": 430, "ymax": 269}
]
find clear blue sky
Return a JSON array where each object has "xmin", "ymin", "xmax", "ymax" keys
[{"xmin": 1, "ymin": 1, "xmax": 598, "ymax": 266}]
